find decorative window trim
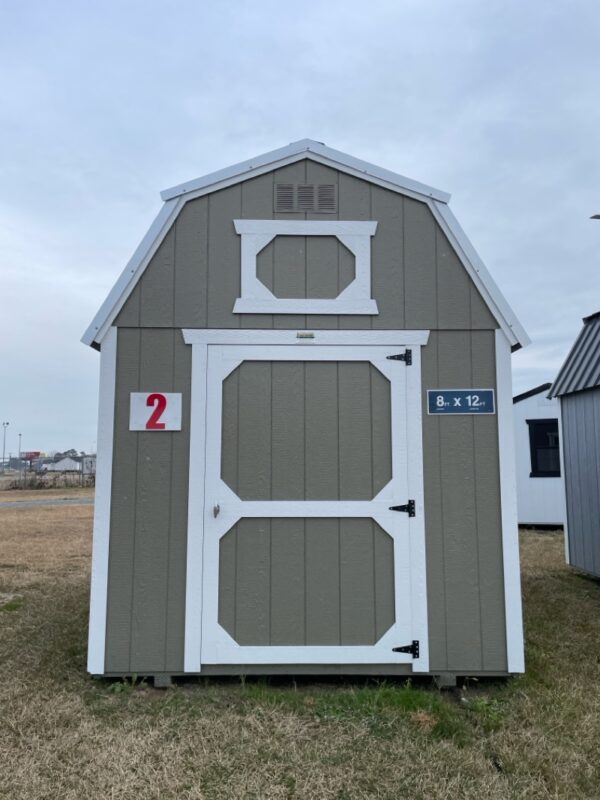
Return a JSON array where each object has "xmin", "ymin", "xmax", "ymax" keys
[{"xmin": 232, "ymin": 219, "xmax": 379, "ymax": 315}]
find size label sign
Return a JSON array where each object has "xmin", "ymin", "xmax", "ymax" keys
[
  {"xmin": 427, "ymin": 389, "xmax": 495, "ymax": 415},
  {"xmin": 129, "ymin": 392, "xmax": 182, "ymax": 431}
]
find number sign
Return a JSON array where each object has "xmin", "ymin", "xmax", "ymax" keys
[
  {"xmin": 129, "ymin": 392, "xmax": 182, "ymax": 431},
  {"xmin": 427, "ymin": 389, "xmax": 495, "ymax": 415}
]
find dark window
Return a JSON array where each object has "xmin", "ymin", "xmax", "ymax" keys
[{"xmin": 527, "ymin": 419, "xmax": 560, "ymax": 477}]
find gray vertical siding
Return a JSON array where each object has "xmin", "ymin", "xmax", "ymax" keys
[
  {"xmin": 562, "ymin": 390, "xmax": 600, "ymax": 577},
  {"xmin": 105, "ymin": 160, "xmax": 507, "ymax": 675}
]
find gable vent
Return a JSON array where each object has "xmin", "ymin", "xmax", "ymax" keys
[{"xmin": 274, "ymin": 183, "xmax": 337, "ymax": 213}]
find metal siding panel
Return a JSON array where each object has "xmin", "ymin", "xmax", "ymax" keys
[
  {"xmin": 420, "ymin": 333, "xmax": 447, "ymax": 670},
  {"xmin": 305, "ymin": 519, "xmax": 341, "ymax": 644},
  {"xmin": 174, "ymin": 198, "xmax": 208, "ymax": 328},
  {"xmin": 165, "ymin": 335, "xmax": 191, "ymax": 671},
  {"xmin": 436, "ymin": 227, "xmax": 472, "ymax": 329},
  {"xmin": 370, "ymin": 185, "xmax": 404, "ymax": 329},
  {"xmin": 207, "ymin": 185, "xmax": 242, "ymax": 328},
  {"xmin": 234, "ymin": 518, "xmax": 270, "ymax": 645},
  {"xmin": 273, "ymin": 161, "xmax": 307, "ymax": 329},
  {"xmin": 221, "ymin": 367, "xmax": 239, "ymax": 495},
  {"xmin": 374, "ymin": 521, "xmax": 396, "ymax": 640},
  {"xmin": 139, "ymin": 229, "xmax": 175, "ymax": 327},
  {"xmin": 403, "ymin": 198, "xmax": 437, "ymax": 329},
  {"xmin": 270, "ymin": 519, "xmax": 306, "ymax": 644},
  {"xmin": 241, "ymin": 173, "xmax": 275, "ymax": 329},
  {"xmin": 338, "ymin": 171, "xmax": 372, "ymax": 330},
  {"xmin": 271, "ymin": 362, "xmax": 305, "ymax": 500},
  {"xmin": 115, "ymin": 282, "xmax": 141, "ymax": 326},
  {"xmin": 338, "ymin": 362, "xmax": 373, "ymax": 499},
  {"xmin": 130, "ymin": 329, "xmax": 175, "ymax": 671},
  {"xmin": 437, "ymin": 331, "xmax": 483, "ymax": 671},
  {"xmin": 305, "ymin": 159, "xmax": 340, "ymax": 329},
  {"xmin": 105, "ymin": 328, "xmax": 140, "ymax": 672},
  {"xmin": 237, "ymin": 361, "xmax": 272, "ymax": 500},
  {"xmin": 340, "ymin": 519, "xmax": 376, "ymax": 644},
  {"xmin": 563, "ymin": 399, "xmax": 583, "ymax": 568},
  {"xmin": 471, "ymin": 331, "xmax": 507, "ymax": 671},
  {"xmin": 304, "ymin": 362, "xmax": 339, "ymax": 500}
]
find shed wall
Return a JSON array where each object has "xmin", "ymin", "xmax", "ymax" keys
[
  {"xmin": 104, "ymin": 161, "xmax": 506, "ymax": 675},
  {"xmin": 105, "ymin": 328, "xmax": 506, "ymax": 674},
  {"xmin": 513, "ymin": 393, "xmax": 566, "ymax": 526},
  {"xmin": 562, "ymin": 390, "xmax": 600, "ymax": 577}
]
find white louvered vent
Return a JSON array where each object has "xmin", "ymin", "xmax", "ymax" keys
[{"xmin": 274, "ymin": 184, "xmax": 337, "ymax": 213}]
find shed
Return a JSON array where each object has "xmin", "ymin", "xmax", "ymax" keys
[
  {"xmin": 513, "ymin": 384, "xmax": 566, "ymax": 526},
  {"xmin": 44, "ymin": 456, "xmax": 81, "ymax": 473},
  {"xmin": 83, "ymin": 139, "xmax": 529, "ymax": 684},
  {"xmin": 549, "ymin": 311, "xmax": 600, "ymax": 577}
]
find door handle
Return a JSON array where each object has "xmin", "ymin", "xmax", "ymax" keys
[{"xmin": 213, "ymin": 504, "xmax": 220, "ymax": 518}]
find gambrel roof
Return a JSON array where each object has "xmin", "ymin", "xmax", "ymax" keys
[{"xmin": 82, "ymin": 139, "xmax": 529, "ymax": 349}]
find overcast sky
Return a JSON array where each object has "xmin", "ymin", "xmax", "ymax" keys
[{"xmin": 1, "ymin": 1, "xmax": 599, "ymax": 455}]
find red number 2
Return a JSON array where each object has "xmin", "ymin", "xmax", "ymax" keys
[{"xmin": 146, "ymin": 393, "xmax": 167, "ymax": 429}]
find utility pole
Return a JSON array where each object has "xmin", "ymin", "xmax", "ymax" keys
[
  {"xmin": 18, "ymin": 433, "xmax": 22, "ymax": 485},
  {"xmin": 1, "ymin": 422, "xmax": 8, "ymax": 474}
]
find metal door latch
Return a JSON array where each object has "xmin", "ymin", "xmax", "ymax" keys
[{"xmin": 213, "ymin": 504, "xmax": 220, "ymax": 518}]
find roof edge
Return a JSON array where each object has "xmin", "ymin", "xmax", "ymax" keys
[
  {"xmin": 160, "ymin": 139, "xmax": 451, "ymax": 204},
  {"xmin": 513, "ymin": 383, "xmax": 552, "ymax": 404}
]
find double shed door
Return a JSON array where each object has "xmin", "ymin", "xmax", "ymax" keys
[{"xmin": 198, "ymin": 342, "xmax": 427, "ymax": 668}]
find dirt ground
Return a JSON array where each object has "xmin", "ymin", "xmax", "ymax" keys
[{"xmin": 0, "ymin": 504, "xmax": 599, "ymax": 799}]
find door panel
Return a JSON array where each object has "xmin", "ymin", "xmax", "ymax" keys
[{"xmin": 200, "ymin": 343, "xmax": 419, "ymax": 665}]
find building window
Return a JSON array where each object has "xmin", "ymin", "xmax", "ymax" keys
[{"xmin": 527, "ymin": 419, "xmax": 560, "ymax": 478}]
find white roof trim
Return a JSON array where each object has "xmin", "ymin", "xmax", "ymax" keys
[
  {"xmin": 82, "ymin": 140, "xmax": 529, "ymax": 349},
  {"xmin": 161, "ymin": 139, "xmax": 451, "ymax": 204},
  {"xmin": 430, "ymin": 201, "xmax": 530, "ymax": 350}
]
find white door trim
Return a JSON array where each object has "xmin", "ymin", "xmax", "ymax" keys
[{"xmin": 183, "ymin": 329, "xmax": 429, "ymax": 673}]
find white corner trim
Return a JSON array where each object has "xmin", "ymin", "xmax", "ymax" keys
[
  {"xmin": 183, "ymin": 342, "xmax": 209, "ymax": 672},
  {"xmin": 87, "ymin": 326, "xmax": 117, "ymax": 675},
  {"xmin": 233, "ymin": 219, "xmax": 378, "ymax": 316},
  {"xmin": 161, "ymin": 139, "xmax": 451, "ymax": 204},
  {"xmin": 182, "ymin": 329, "xmax": 430, "ymax": 346},
  {"xmin": 556, "ymin": 399, "xmax": 571, "ymax": 564},
  {"xmin": 431, "ymin": 201, "xmax": 530, "ymax": 350},
  {"xmin": 81, "ymin": 198, "xmax": 183, "ymax": 346},
  {"xmin": 495, "ymin": 329, "xmax": 525, "ymax": 673}
]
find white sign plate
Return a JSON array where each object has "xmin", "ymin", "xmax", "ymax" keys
[{"xmin": 129, "ymin": 392, "xmax": 182, "ymax": 431}]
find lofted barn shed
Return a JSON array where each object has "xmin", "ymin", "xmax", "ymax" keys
[{"xmin": 83, "ymin": 140, "xmax": 529, "ymax": 685}]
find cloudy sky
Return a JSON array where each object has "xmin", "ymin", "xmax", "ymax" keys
[{"xmin": 1, "ymin": 1, "xmax": 599, "ymax": 455}]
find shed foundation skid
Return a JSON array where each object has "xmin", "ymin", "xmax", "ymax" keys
[{"xmin": 84, "ymin": 140, "xmax": 528, "ymax": 679}]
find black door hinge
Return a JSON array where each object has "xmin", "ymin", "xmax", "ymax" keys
[
  {"xmin": 389, "ymin": 499, "xmax": 415, "ymax": 517},
  {"xmin": 393, "ymin": 640, "xmax": 420, "ymax": 658},
  {"xmin": 386, "ymin": 349, "xmax": 412, "ymax": 365}
]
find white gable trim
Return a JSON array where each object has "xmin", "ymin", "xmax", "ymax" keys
[
  {"xmin": 161, "ymin": 139, "xmax": 451, "ymax": 204},
  {"xmin": 82, "ymin": 140, "xmax": 529, "ymax": 349}
]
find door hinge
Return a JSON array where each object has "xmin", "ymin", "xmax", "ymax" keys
[
  {"xmin": 392, "ymin": 640, "xmax": 420, "ymax": 658},
  {"xmin": 389, "ymin": 499, "xmax": 415, "ymax": 517},
  {"xmin": 386, "ymin": 349, "xmax": 412, "ymax": 365}
]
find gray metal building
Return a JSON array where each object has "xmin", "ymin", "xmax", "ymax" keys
[
  {"xmin": 83, "ymin": 140, "xmax": 529, "ymax": 683},
  {"xmin": 549, "ymin": 311, "xmax": 600, "ymax": 577}
]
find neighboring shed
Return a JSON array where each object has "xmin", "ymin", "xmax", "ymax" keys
[
  {"xmin": 83, "ymin": 139, "xmax": 529, "ymax": 684},
  {"xmin": 549, "ymin": 311, "xmax": 600, "ymax": 577},
  {"xmin": 513, "ymin": 384, "xmax": 566, "ymax": 526},
  {"xmin": 44, "ymin": 456, "xmax": 81, "ymax": 473}
]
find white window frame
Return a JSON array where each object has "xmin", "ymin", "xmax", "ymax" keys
[
  {"xmin": 232, "ymin": 220, "xmax": 379, "ymax": 315},
  {"xmin": 182, "ymin": 329, "xmax": 429, "ymax": 673}
]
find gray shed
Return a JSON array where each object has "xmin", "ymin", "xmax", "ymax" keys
[
  {"xmin": 83, "ymin": 139, "xmax": 529, "ymax": 684},
  {"xmin": 549, "ymin": 311, "xmax": 600, "ymax": 577}
]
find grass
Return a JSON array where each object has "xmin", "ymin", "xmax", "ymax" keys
[{"xmin": 0, "ymin": 507, "xmax": 599, "ymax": 799}]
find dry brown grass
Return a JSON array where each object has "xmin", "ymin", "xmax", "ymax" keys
[
  {"xmin": 0, "ymin": 510, "xmax": 599, "ymax": 799},
  {"xmin": 0, "ymin": 488, "xmax": 94, "ymax": 503}
]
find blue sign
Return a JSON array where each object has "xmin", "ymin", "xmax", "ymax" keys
[{"xmin": 427, "ymin": 389, "xmax": 495, "ymax": 415}]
